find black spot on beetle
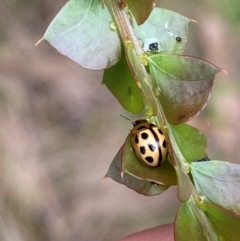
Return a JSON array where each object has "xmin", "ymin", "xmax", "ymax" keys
[
  {"xmin": 158, "ymin": 129, "xmax": 163, "ymax": 135},
  {"xmin": 135, "ymin": 135, "xmax": 139, "ymax": 144},
  {"xmin": 162, "ymin": 139, "xmax": 167, "ymax": 148},
  {"xmin": 145, "ymin": 156, "xmax": 154, "ymax": 163},
  {"xmin": 141, "ymin": 132, "xmax": 148, "ymax": 139},
  {"xmin": 148, "ymin": 144, "xmax": 156, "ymax": 152},
  {"xmin": 140, "ymin": 146, "xmax": 146, "ymax": 154}
]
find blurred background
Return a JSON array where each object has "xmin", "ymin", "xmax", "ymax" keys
[{"xmin": 0, "ymin": 0, "xmax": 239, "ymax": 240}]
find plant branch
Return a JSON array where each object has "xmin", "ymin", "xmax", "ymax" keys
[
  {"xmin": 107, "ymin": 0, "xmax": 191, "ymax": 198},
  {"xmin": 107, "ymin": 0, "xmax": 158, "ymax": 116},
  {"xmin": 188, "ymin": 195, "xmax": 219, "ymax": 241}
]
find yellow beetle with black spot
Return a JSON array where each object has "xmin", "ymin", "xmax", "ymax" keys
[{"xmin": 131, "ymin": 119, "xmax": 168, "ymax": 167}]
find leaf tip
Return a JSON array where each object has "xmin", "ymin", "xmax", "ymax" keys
[
  {"xmin": 120, "ymin": 169, "xmax": 125, "ymax": 179},
  {"xmin": 35, "ymin": 37, "xmax": 44, "ymax": 46},
  {"xmin": 190, "ymin": 19, "xmax": 198, "ymax": 24},
  {"xmin": 219, "ymin": 68, "xmax": 228, "ymax": 75},
  {"xmin": 102, "ymin": 174, "xmax": 108, "ymax": 180}
]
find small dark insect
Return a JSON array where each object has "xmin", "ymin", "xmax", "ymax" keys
[
  {"xmin": 149, "ymin": 42, "xmax": 159, "ymax": 51},
  {"xmin": 143, "ymin": 38, "xmax": 161, "ymax": 53},
  {"xmin": 165, "ymin": 22, "xmax": 182, "ymax": 43},
  {"xmin": 175, "ymin": 36, "xmax": 182, "ymax": 42},
  {"xmin": 194, "ymin": 157, "xmax": 211, "ymax": 162}
]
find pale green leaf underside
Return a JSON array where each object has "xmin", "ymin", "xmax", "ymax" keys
[
  {"xmin": 44, "ymin": 0, "xmax": 121, "ymax": 70},
  {"xmin": 191, "ymin": 161, "xmax": 240, "ymax": 215},
  {"xmin": 133, "ymin": 8, "xmax": 190, "ymax": 54}
]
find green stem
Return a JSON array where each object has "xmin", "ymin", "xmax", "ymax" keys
[
  {"xmin": 107, "ymin": 0, "xmax": 184, "ymax": 193},
  {"xmin": 107, "ymin": 0, "xmax": 157, "ymax": 116},
  {"xmin": 107, "ymin": 0, "xmax": 196, "ymax": 202},
  {"xmin": 188, "ymin": 194, "xmax": 219, "ymax": 241}
]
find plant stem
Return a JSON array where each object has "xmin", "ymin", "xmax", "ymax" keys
[
  {"xmin": 107, "ymin": 0, "xmax": 158, "ymax": 117},
  {"xmin": 107, "ymin": 0, "xmax": 192, "ymax": 200},
  {"xmin": 188, "ymin": 194, "xmax": 219, "ymax": 241}
]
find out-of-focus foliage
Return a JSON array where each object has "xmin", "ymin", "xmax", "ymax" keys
[{"xmin": 214, "ymin": 0, "xmax": 240, "ymax": 24}]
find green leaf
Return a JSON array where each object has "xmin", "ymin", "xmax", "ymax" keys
[
  {"xmin": 125, "ymin": 0, "xmax": 156, "ymax": 25},
  {"xmin": 191, "ymin": 161, "xmax": 240, "ymax": 215},
  {"xmin": 171, "ymin": 124, "xmax": 208, "ymax": 163},
  {"xmin": 102, "ymin": 50, "xmax": 144, "ymax": 114},
  {"xmin": 203, "ymin": 202, "xmax": 240, "ymax": 241},
  {"xmin": 44, "ymin": 0, "xmax": 121, "ymax": 70},
  {"xmin": 105, "ymin": 144, "xmax": 169, "ymax": 196},
  {"xmin": 168, "ymin": 123, "xmax": 207, "ymax": 202},
  {"xmin": 122, "ymin": 132, "xmax": 177, "ymax": 186},
  {"xmin": 175, "ymin": 202, "xmax": 209, "ymax": 241},
  {"xmin": 148, "ymin": 54, "xmax": 220, "ymax": 124},
  {"xmin": 133, "ymin": 8, "xmax": 190, "ymax": 54}
]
